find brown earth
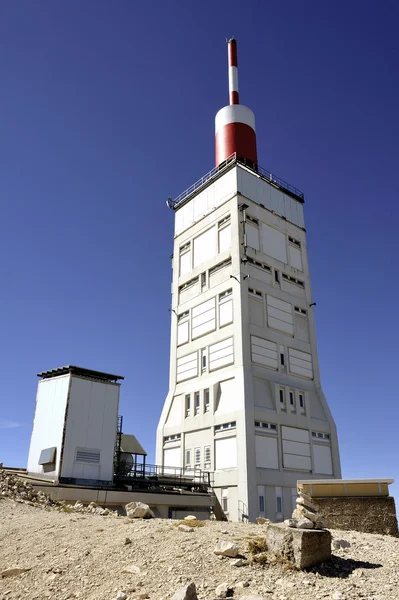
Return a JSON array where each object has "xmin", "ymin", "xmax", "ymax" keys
[{"xmin": 1, "ymin": 498, "xmax": 399, "ymax": 600}]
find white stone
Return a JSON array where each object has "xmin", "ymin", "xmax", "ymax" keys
[
  {"xmin": 332, "ymin": 539, "xmax": 351, "ymax": 550},
  {"xmin": 184, "ymin": 515, "xmax": 196, "ymax": 520},
  {"xmin": 178, "ymin": 524, "xmax": 194, "ymax": 532},
  {"xmin": 296, "ymin": 496, "xmax": 317, "ymax": 511},
  {"xmin": 121, "ymin": 565, "xmax": 141, "ymax": 574},
  {"xmin": 332, "ymin": 592, "xmax": 344, "ymax": 600},
  {"xmin": 230, "ymin": 558, "xmax": 246, "ymax": 567},
  {"xmin": 171, "ymin": 582, "xmax": 198, "ymax": 600},
  {"xmin": 214, "ymin": 540, "xmax": 239, "ymax": 558},
  {"xmin": 215, "ymin": 583, "xmax": 231, "ymax": 598},
  {"xmin": 296, "ymin": 517, "xmax": 314, "ymax": 529},
  {"xmin": 116, "ymin": 592, "xmax": 127, "ymax": 600},
  {"xmin": 125, "ymin": 502, "xmax": 155, "ymax": 519}
]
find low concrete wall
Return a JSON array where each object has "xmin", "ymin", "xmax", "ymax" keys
[{"xmin": 313, "ymin": 496, "xmax": 398, "ymax": 536}]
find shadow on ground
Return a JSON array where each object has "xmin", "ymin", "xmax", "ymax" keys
[{"xmin": 307, "ymin": 555, "xmax": 382, "ymax": 578}]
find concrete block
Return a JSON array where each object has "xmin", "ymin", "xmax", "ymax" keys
[{"xmin": 265, "ymin": 523, "xmax": 331, "ymax": 569}]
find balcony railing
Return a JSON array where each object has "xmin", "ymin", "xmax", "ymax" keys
[
  {"xmin": 167, "ymin": 153, "xmax": 304, "ymax": 211},
  {"xmin": 115, "ymin": 461, "xmax": 213, "ymax": 491}
]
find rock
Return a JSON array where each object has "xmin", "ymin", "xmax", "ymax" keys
[
  {"xmin": 215, "ymin": 583, "xmax": 232, "ymax": 598},
  {"xmin": 171, "ymin": 582, "xmax": 198, "ymax": 600},
  {"xmin": 265, "ymin": 523, "xmax": 331, "ymax": 569},
  {"xmin": 214, "ymin": 541, "xmax": 239, "ymax": 558},
  {"xmin": 121, "ymin": 565, "xmax": 141, "ymax": 574},
  {"xmin": 284, "ymin": 519, "xmax": 297, "ymax": 528},
  {"xmin": 332, "ymin": 539, "xmax": 351, "ymax": 550},
  {"xmin": 184, "ymin": 515, "xmax": 197, "ymax": 520},
  {"xmin": 239, "ymin": 597, "xmax": 268, "ymax": 600},
  {"xmin": 332, "ymin": 592, "xmax": 344, "ymax": 600},
  {"xmin": 296, "ymin": 518, "xmax": 314, "ymax": 529},
  {"xmin": 178, "ymin": 524, "xmax": 194, "ymax": 533},
  {"xmin": 298, "ymin": 507, "xmax": 318, "ymax": 522},
  {"xmin": 230, "ymin": 558, "xmax": 246, "ymax": 567},
  {"xmin": 296, "ymin": 496, "xmax": 317, "ymax": 511},
  {"xmin": 138, "ymin": 594, "xmax": 149, "ymax": 600},
  {"xmin": 116, "ymin": 592, "xmax": 127, "ymax": 600},
  {"xmin": 256, "ymin": 517, "xmax": 269, "ymax": 525},
  {"xmin": 236, "ymin": 581, "xmax": 250, "ymax": 589},
  {"xmin": 0, "ymin": 568, "xmax": 31, "ymax": 578},
  {"xmin": 125, "ymin": 502, "xmax": 155, "ymax": 519},
  {"xmin": 124, "ymin": 537, "xmax": 132, "ymax": 545}
]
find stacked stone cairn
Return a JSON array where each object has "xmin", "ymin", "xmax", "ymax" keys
[{"xmin": 285, "ymin": 488, "xmax": 325, "ymax": 530}]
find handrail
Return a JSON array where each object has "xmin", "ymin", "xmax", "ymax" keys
[{"xmin": 167, "ymin": 153, "xmax": 304, "ymax": 210}]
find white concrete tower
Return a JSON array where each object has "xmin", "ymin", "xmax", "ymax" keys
[{"xmin": 156, "ymin": 39, "xmax": 341, "ymax": 522}]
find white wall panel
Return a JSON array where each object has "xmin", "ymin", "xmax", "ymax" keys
[
  {"xmin": 246, "ymin": 223, "xmax": 260, "ymax": 250},
  {"xmin": 283, "ymin": 453, "xmax": 312, "ymax": 471},
  {"xmin": 255, "ymin": 435, "xmax": 279, "ymax": 469},
  {"xmin": 267, "ymin": 295, "xmax": 293, "ymax": 335},
  {"xmin": 249, "ymin": 297, "xmax": 264, "ymax": 327},
  {"xmin": 215, "ymin": 436, "xmax": 237, "ymax": 469},
  {"xmin": 61, "ymin": 377, "xmax": 119, "ymax": 482},
  {"xmin": 215, "ymin": 378, "xmax": 238, "ymax": 414},
  {"xmin": 219, "ymin": 299, "xmax": 233, "ymax": 327},
  {"xmin": 27, "ymin": 375, "xmax": 70, "ymax": 476},
  {"xmin": 177, "ymin": 352, "xmax": 198, "ymax": 382},
  {"xmin": 166, "ymin": 395, "xmax": 182, "ymax": 426},
  {"xmin": 253, "ymin": 377, "xmax": 274, "ymax": 409},
  {"xmin": 288, "ymin": 348, "xmax": 313, "ymax": 379},
  {"xmin": 179, "ymin": 251, "xmax": 191, "ymax": 276},
  {"xmin": 219, "ymin": 225, "xmax": 231, "ymax": 253},
  {"xmin": 192, "ymin": 298, "xmax": 216, "ymax": 339},
  {"xmin": 313, "ymin": 444, "xmax": 333, "ymax": 475},
  {"xmin": 193, "ymin": 226, "xmax": 216, "ymax": 268},
  {"xmin": 209, "ymin": 337, "xmax": 234, "ymax": 371},
  {"xmin": 163, "ymin": 447, "xmax": 181, "ymax": 470},
  {"xmin": 282, "ymin": 426, "xmax": 310, "ymax": 444},
  {"xmin": 237, "ymin": 168, "xmax": 305, "ymax": 229},
  {"xmin": 283, "ymin": 440, "xmax": 311, "ymax": 457},
  {"xmin": 261, "ymin": 224, "xmax": 287, "ymax": 264},
  {"xmin": 177, "ymin": 321, "xmax": 189, "ymax": 345},
  {"xmin": 295, "ymin": 315, "xmax": 310, "ymax": 343},
  {"xmin": 289, "ymin": 245, "xmax": 303, "ymax": 270},
  {"xmin": 251, "ymin": 336, "xmax": 278, "ymax": 369}
]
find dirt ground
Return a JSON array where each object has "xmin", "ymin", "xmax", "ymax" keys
[{"xmin": 1, "ymin": 498, "xmax": 399, "ymax": 600}]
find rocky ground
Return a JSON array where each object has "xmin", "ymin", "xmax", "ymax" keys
[{"xmin": 1, "ymin": 497, "xmax": 399, "ymax": 600}]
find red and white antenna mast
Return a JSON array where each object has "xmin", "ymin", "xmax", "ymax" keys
[{"xmin": 215, "ymin": 38, "xmax": 258, "ymax": 168}]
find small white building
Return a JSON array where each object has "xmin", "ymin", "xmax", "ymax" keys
[{"xmin": 27, "ymin": 366, "xmax": 123, "ymax": 485}]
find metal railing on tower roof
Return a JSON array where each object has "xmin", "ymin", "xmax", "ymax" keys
[{"xmin": 166, "ymin": 153, "xmax": 304, "ymax": 210}]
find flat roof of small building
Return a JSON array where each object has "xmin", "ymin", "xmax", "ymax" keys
[
  {"xmin": 298, "ymin": 479, "xmax": 394, "ymax": 485},
  {"xmin": 37, "ymin": 365, "xmax": 124, "ymax": 383}
]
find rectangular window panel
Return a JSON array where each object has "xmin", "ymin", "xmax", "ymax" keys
[
  {"xmin": 204, "ymin": 445, "xmax": 211, "ymax": 467},
  {"xmin": 163, "ymin": 447, "xmax": 181, "ymax": 471},
  {"xmin": 179, "ymin": 251, "xmax": 191, "ymax": 276},
  {"xmin": 209, "ymin": 337, "xmax": 234, "ymax": 371},
  {"xmin": 219, "ymin": 298, "xmax": 233, "ymax": 327},
  {"xmin": 248, "ymin": 296, "xmax": 264, "ymax": 327},
  {"xmin": 262, "ymin": 224, "xmax": 287, "ymax": 264},
  {"xmin": 204, "ymin": 388, "xmax": 210, "ymax": 412},
  {"xmin": 185, "ymin": 449, "xmax": 191, "ymax": 467},
  {"xmin": 215, "ymin": 436, "xmax": 237, "ymax": 470},
  {"xmin": 177, "ymin": 320, "xmax": 189, "ymax": 346},
  {"xmin": 246, "ymin": 222, "xmax": 260, "ymax": 250},
  {"xmin": 251, "ymin": 336, "xmax": 278, "ymax": 369},
  {"xmin": 282, "ymin": 426, "xmax": 311, "ymax": 471},
  {"xmin": 313, "ymin": 444, "xmax": 333, "ymax": 475},
  {"xmin": 193, "ymin": 227, "xmax": 217, "ymax": 268},
  {"xmin": 255, "ymin": 435, "xmax": 279, "ymax": 469},
  {"xmin": 275, "ymin": 487, "xmax": 283, "ymax": 515},
  {"xmin": 266, "ymin": 295, "xmax": 294, "ymax": 336},
  {"xmin": 288, "ymin": 348, "xmax": 313, "ymax": 379},
  {"xmin": 218, "ymin": 224, "xmax": 231, "ymax": 253},
  {"xmin": 185, "ymin": 394, "xmax": 190, "ymax": 417},
  {"xmin": 289, "ymin": 244, "xmax": 303, "ymax": 271},
  {"xmin": 176, "ymin": 352, "xmax": 198, "ymax": 382},
  {"xmin": 222, "ymin": 487, "xmax": 229, "ymax": 512},
  {"xmin": 194, "ymin": 447, "xmax": 201, "ymax": 466},
  {"xmin": 192, "ymin": 298, "xmax": 216, "ymax": 339}
]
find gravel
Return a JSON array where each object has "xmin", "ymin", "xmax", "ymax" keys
[{"xmin": 1, "ymin": 498, "xmax": 399, "ymax": 600}]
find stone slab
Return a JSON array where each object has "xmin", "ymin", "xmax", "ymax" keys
[
  {"xmin": 265, "ymin": 523, "xmax": 331, "ymax": 569},
  {"xmin": 313, "ymin": 496, "xmax": 398, "ymax": 536}
]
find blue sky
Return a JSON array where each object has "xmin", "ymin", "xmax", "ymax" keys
[{"xmin": 1, "ymin": 2, "xmax": 398, "ymax": 502}]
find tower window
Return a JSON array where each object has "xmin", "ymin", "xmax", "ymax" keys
[
  {"xmin": 288, "ymin": 236, "xmax": 301, "ymax": 248},
  {"xmin": 204, "ymin": 388, "xmax": 210, "ymax": 412},
  {"xmin": 274, "ymin": 270, "xmax": 280, "ymax": 284},
  {"xmin": 185, "ymin": 394, "xmax": 191, "ymax": 418},
  {"xmin": 185, "ymin": 449, "xmax": 191, "ymax": 467},
  {"xmin": 195, "ymin": 392, "xmax": 200, "ymax": 415},
  {"xmin": 279, "ymin": 388, "xmax": 285, "ymax": 410},
  {"xmin": 201, "ymin": 348, "xmax": 207, "ymax": 372},
  {"xmin": 221, "ymin": 488, "xmax": 229, "ymax": 513},
  {"xmin": 289, "ymin": 391, "xmax": 294, "ymax": 406},
  {"xmin": 194, "ymin": 447, "xmax": 201, "ymax": 466},
  {"xmin": 295, "ymin": 306, "xmax": 308, "ymax": 316},
  {"xmin": 280, "ymin": 352, "xmax": 285, "ymax": 366},
  {"xmin": 201, "ymin": 272, "xmax": 207, "ymax": 290},
  {"xmin": 204, "ymin": 445, "xmax": 211, "ymax": 468}
]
